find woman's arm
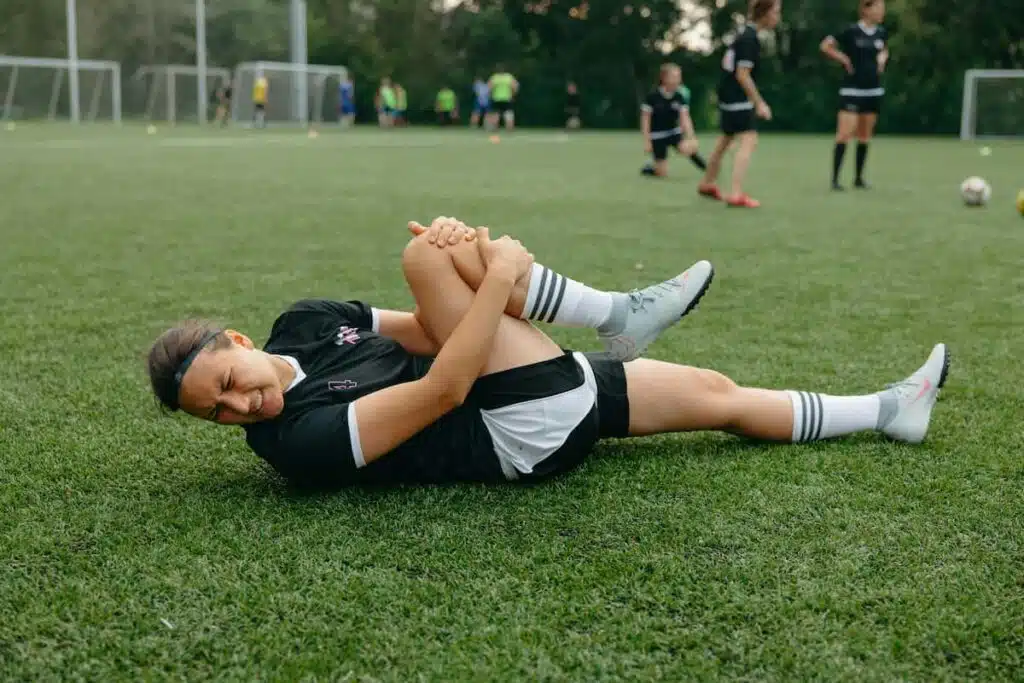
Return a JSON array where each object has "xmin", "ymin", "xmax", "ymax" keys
[
  {"xmin": 352, "ymin": 231, "xmax": 530, "ymax": 464},
  {"xmin": 820, "ymin": 36, "xmax": 853, "ymax": 72}
]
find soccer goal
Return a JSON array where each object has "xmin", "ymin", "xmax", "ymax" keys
[
  {"xmin": 232, "ymin": 61, "xmax": 349, "ymax": 126},
  {"xmin": 131, "ymin": 65, "xmax": 232, "ymax": 124},
  {"xmin": 960, "ymin": 69, "xmax": 1024, "ymax": 140},
  {"xmin": 0, "ymin": 56, "xmax": 121, "ymax": 123}
]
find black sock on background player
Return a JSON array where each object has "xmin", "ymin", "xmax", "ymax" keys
[
  {"xmin": 832, "ymin": 142, "xmax": 847, "ymax": 189},
  {"xmin": 855, "ymin": 142, "xmax": 870, "ymax": 187},
  {"xmin": 689, "ymin": 153, "xmax": 707, "ymax": 171}
]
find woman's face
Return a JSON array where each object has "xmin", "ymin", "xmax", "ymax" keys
[
  {"xmin": 662, "ymin": 68, "xmax": 682, "ymax": 91},
  {"xmin": 864, "ymin": 1, "xmax": 886, "ymax": 24},
  {"xmin": 176, "ymin": 333, "xmax": 287, "ymax": 425}
]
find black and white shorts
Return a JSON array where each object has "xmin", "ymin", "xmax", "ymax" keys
[
  {"xmin": 839, "ymin": 93, "xmax": 882, "ymax": 115},
  {"xmin": 719, "ymin": 105, "xmax": 756, "ymax": 136},
  {"xmin": 468, "ymin": 351, "xmax": 629, "ymax": 483},
  {"xmin": 651, "ymin": 131, "xmax": 683, "ymax": 161}
]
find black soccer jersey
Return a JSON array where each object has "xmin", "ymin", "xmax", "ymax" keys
[
  {"xmin": 832, "ymin": 21, "xmax": 888, "ymax": 95},
  {"xmin": 641, "ymin": 88, "xmax": 686, "ymax": 138},
  {"xmin": 242, "ymin": 299, "xmax": 504, "ymax": 487},
  {"xmin": 717, "ymin": 24, "xmax": 761, "ymax": 110}
]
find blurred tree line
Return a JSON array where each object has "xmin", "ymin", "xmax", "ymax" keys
[{"xmin": 1, "ymin": 0, "xmax": 1021, "ymax": 133}]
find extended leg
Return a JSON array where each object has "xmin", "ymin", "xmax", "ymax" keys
[
  {"xmin": 728, "ymin": 131, "xmax": 758, "ymax": 199},
  {"xmin": 621, "ymin": 344, "xmax": 949, "ymax": 444}
]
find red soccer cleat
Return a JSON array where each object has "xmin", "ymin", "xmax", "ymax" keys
[
  {"xmin": 725, "ymin": 193, "xmax": 761, "ymax": 208},
  {"xmin": 698, "ymin": 183, "xmax": 723, "ymax": 201}
]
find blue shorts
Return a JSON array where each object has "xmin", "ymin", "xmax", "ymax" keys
[
  {"xmin": 474, "ymin": 102, "xmax": 489, "ymax": 115},
  {"xmin": 379, "ymin": 106, "xmax": 396, "ymax": 117},
  {"xmin": 340, "ymin": 102, "xmax": 355, "ymax": 115}
]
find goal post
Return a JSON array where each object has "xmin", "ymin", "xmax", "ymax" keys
[
  {"xmin": 0, "ymin": 56, "xmax": 121, "ymax": 123},
  {"xmin": 960, "ymin": 69, "xmax": 1024, "ymax": 140},
  {"xmin": 131, "ymin": 65, "xmax": 232, "ymax": 124},
  {"xmin": 232, "ymin": 61, "xmax": 348, "ymax": 126}
]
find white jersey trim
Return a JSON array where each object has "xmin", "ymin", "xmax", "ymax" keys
[
  {"xmin": 719, "ymin": 101, "xmax": 754, "ymax": 112},
  {"xmin": 347, "ymin": 402, "xmax": 366, "ymax": 469},
  {"xmin": 278, "ymin": 355, "xmax": 307, "ymax": 392},
  {"xmin": 650, "ymin": 128, "xmax": 682, "ymax": 140},
  {"xmin": 840, "ymin": 87, "xmax": 885, "ymax": 97},
  {"xmin": 640, "ymin": 103, "xmax": 653, "ymax": 112},
  {"xmin": 737, "ymin": 60, "xmax": 755, "ymax": 68}
]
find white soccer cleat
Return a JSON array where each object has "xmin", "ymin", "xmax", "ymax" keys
[
  {"xmin": 599, "ymin": 260, "xmax": 715, "ymax": 362},
  {"xmin": 879, "ymin": 343, "xmax": 951, "ymax": 444}
]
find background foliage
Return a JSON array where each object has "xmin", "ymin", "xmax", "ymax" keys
[{"xmin": 1, "ymin": 0, "xmax": 1022, "ymax": 132}]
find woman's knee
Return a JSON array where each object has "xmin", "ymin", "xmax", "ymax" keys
[{"xmin": 697, "ymin": 368, "xmax": 738, "ymax": 396}]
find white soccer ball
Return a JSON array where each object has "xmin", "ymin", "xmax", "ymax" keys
[{"xmin": 961, "ymin": 176, "xmax": 991, "ymax": 207}]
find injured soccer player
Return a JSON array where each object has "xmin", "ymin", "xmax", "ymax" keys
[{"xmin": 147, "ymin": 217, "xmax": 950, "ymax": 488}]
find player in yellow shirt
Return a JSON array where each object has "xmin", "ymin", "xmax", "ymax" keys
[
  {"xmin": 252, "ymin": 72, "xmax": 268, "ymax": 128},
  {"xmin": 486, "ymin": 66, "xmax": 519, "ymax": 131},
  {"xmin": 436, "ymin": 86, "xmax": 459, "ymax": 126}
]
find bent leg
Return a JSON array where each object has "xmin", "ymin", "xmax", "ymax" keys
[
  {"xmin": 402, "ymin": 236, "xmax": 562, "ymax": 376},
  {"xmin": 729, "ymin": 131, "xmax": 759, "ymax": 197},
  {"xmin": 701, "ymin": 135, "xmax": 733, "ymax": 186}
]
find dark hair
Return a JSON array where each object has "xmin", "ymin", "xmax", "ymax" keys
[
  {"xmin": 860, "ymin": 0, "xmax": 880, "ymax": 14},
  {"xmin": 147, "ymin": 320, "xmax": 230, "ymax": 412},
  {"xmin": 748, "ymin": 0, "xmax": 778, "ymax": 21}
]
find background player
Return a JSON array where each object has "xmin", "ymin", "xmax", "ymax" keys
[
  {"xmin": 339, "ymin": 75, "xmax": 356, "ymax": 128},
  {"xmin": 375, "ymin": 77, "xmax": 396, "ymax": 128},
  {"xmin": 698, "ymin": 0, "xmax": 781, "ymax": 208},
  {"xmin": 252, "ymin": 71, "xmax": 268, "ymax": 128},
  {"xmin": 565, "ymin": 81, "xmax": 581, "ymax": 131},
  {"xmin": 486, "ymin": 66, "xmax": 519, "ymax": 132},
  {"xmin": 470, "ymin": 76, "xmax": 489, "ymax": 128},
  {"xmin": 821, "ymin": 0, "xmax": 889, "ymax": 190},
  {"xmin": 641, "ymin": 63, "xmax": 706, "ymax": 179},
  {"xmin": 147, "ymin": 217, "xmax": 949, "ymax": 490},
  {"xmin": 213, "ymin": 76, "xmax": 232, "ymax": 127},
  {"xmin": 394, "ymin": 83, "xmax": 409, "ymax": 127},
  {"xmin": 436, "ymin": 86, "xmax": 459, "ymax": 125}
]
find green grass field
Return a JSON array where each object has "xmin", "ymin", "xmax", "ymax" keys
[{"xmin": 1, "ymin": 124, "xmax": 1022, "ymax": 681}]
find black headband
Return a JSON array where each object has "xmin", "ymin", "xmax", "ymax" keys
[{"xmin": 173, "ymin": 330, "xmax": 223, "ymax": 395}]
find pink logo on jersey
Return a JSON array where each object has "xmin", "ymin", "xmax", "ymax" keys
[{"xmin": 335, "ymin": 326, "xmax": 360, "ymax": 346}]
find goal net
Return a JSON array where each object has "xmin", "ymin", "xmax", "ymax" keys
[
  {"xmin": 232, "ymin": 61, "xmax": 349, "ymax": 126},
  {"xmin": 131, "ymin": 65, "xmax": 232, "ymax": 124},
  {"xmin": 960, "ymin": 69, "xmax": 1024, "ymax": 140},
  {"xmin": 0, "ymin": 56, "xmax": 121, "ymax": 123}
]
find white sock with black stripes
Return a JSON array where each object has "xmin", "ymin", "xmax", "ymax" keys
[
  {"xmin": 786, "ymin": 390, "xmax": 883, "ymax": 442},
  {"xmin": 520, "ymin": 263, "xmax": 617, "ymax": 330}
]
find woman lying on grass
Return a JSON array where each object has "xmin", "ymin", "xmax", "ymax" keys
[{"xmin": 147, "ymin": 217, "xmax": 949, "ymax": 488}]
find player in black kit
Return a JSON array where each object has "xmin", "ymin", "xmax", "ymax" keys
[
  {"xmin": 147, "ymin": 217, "xmax": 949, "ymax": 490},
  {"xmin": 821, "ymin": 0, "xmax": 889, "ymax": 190},
  {"xmin": 698, "ymin": 0, "xmax": 781, "ymax": 208},
  {"xmin": 640, "ymin": 63, "xmax": 706, "ymax": 179}
]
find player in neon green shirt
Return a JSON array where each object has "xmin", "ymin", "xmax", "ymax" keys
[
  {"xmin": 486, "ymin": 66, "xmax": 519, "ymax": 131},
  {"xmin": 394, "ymin": 83, "xmax": 408, "ymax": 127},
  {"xmin": 435, "ymin": 87, "xmax": 459, "ymax": 126},
  {"xmin": 375, "ymin": 78, "xmax": 396, "ymax": 127}
]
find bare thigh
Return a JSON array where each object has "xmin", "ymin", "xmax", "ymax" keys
[
  {"xmin": 402, "ymin": 235, "xmax": 562, "ymax": 376},
  {"xmin": 856, "ymin": 113, "xmax": 877, "ymax": 141},
  {"xmin": 623, "ymin": 358, "xmax": 791, "ymax": 441},
  {"xmin": 836, "ymin": 111, "xmax": 858, "ymax": 142}
]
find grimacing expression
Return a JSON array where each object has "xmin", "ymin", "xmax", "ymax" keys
[{"xmin": 177, "ymin": 332, "xmax": 286, "ymax": 425}]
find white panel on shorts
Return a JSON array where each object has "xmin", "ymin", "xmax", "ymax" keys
[
  {"xmin": 480, "ymin": 353, "xmax": 598, "ymax": 481},
  {"xmin": 347, "ymin": 402, "xmax": 366, "ymax": 469}
]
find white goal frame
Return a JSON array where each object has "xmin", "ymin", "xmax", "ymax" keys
[
  {"xmin": 232, "ymin": 61, "xmax": 349, "ymax": 126},
  {"xmin": 0, "ymin": 55, "xmax": 121, "ymax": 123},
  {"xmin": 960, "ymin": 69, "xmax": 1024, "ymax": 140},
  {"xmin": 133, "ymin": 65, "xmax": 232, "ymax": 124}
]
